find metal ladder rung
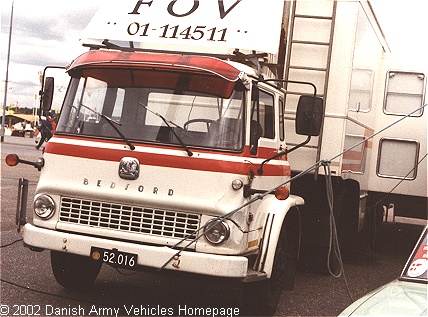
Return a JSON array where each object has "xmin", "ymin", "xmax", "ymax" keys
[
  {"xmin": 289, "ymin": 65, "xmax": 328, "ymax": 72},
  {"xmin": 292, "ymin": 40, "xmax": 331, "ymax": 46},
  {"xmin": 294, "ymin": 14, "xmax": 333, "ymax": 20},
  {"xmin": 284, "ymin": 0, "xmax": 337, "ymax": 172}
]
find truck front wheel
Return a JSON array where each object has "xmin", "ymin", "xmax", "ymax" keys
[
  {"xmin": 51, "ymin": 251, "xmax": 102, "ymax": 289},
  {"xmin": 243, "ymin": 214, "xmax": 300, "ymax": 316}
]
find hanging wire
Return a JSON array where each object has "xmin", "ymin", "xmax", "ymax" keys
[
  {"xmin": 159, "ymin": 104, "xmax": 427, "ymax": 270},
  {"xmin": 322, "ymin": 160, "xmax": 353, "ymax": 301}
]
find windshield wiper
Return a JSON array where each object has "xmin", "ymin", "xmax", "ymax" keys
[
  {"xmin": 138, "ymin": 102, "xmax": 193, "ymax": 156},
  {"xmin": 80, "ymin": 104, "xmax": 135, "ymax": 150}
]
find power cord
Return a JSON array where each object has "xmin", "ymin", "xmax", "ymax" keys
[
  {"xmin": 0, "ymin": 238, "xmax": 23, "ymax": 248},
  {"xmin": 322, "ymin": 160, "xmax": 353, "ymax": 302},
  {"xmin": 0, "ymin": 278, "xmax": 114, "ymax": 308},
  {"xmin": 1, "ymin": 239, "xmax": 138, "ymax": 307},
  {"xmin": 3, "ymin": 104, "xmax": 425, "ymax": 306}
]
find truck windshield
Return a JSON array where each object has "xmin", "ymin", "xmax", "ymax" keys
[{"xmin": 56, "ymin": 68, "xmax": 245, "ymax": 151}]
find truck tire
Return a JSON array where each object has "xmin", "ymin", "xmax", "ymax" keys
[
  {"xmin": 51, "ymin": 251, "xmax": 102, "ymax": 289},
  {"xmin": 295, "ymin": 175, "xmax": 360, "ymax": 274},
  {"xmin": 333, "ymin": 178, "xmax": 360, "ymax": 258},
  {"xmin": 243, "ymin": 216, "xmax": 299, "ymax": 316}
]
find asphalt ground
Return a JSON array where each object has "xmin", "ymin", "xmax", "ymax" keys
[{"xmin": 1, "ymin": 135, "xmax": 425, "ymax": 316}]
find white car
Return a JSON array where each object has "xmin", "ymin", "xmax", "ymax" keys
[{"xmin": 340, "ymin": 225, "xmax": 427, "ymax": 316}]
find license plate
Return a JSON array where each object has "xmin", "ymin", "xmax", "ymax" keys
[{"xmin": 90, "ymin": 247, "xmax": 138, "ymax": 269}]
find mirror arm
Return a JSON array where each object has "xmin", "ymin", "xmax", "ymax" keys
[
  {"xmin": 284, "ymin": 135, "xmax": 312, "ymax": 155},
  {"xmin": 6, "ymin": 154, "xmax": 45, "ymax": 171},
  {"xmin": 21, "ymin": 158, "xmax": 45, "ymax": 171},
  {"xmin": 257, "ymin": 135, "xmax": 311, "ymax": 175},
  {"xmin": 254, "ymin": 78, "xmax": 320, "ymax": 175}
]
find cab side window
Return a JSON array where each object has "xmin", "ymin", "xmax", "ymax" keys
[
  {"xmin": 279, "ymin": 98, "xmax": 285, "ymax": 141},
  {"xmin": 250, "ymin": 87, "xmax": 275, "ymax": 154}
]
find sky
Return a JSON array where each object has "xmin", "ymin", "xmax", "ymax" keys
[
  {"xmin": 1, "ymin": 0, "xmax": 102, "ymax": 110},
  {"xmin": 1, "ymin": 0, "xmax": 428, "ymax": 111}
]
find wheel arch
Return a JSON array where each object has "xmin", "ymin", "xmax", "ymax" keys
[{"xmin": 255, "ymin": 194, "xmax": 304, "ymax": 278}]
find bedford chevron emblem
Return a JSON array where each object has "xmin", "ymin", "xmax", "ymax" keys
[{"xmin": 119, "ymin": 157, "xmax": 140, "ymax": 180}]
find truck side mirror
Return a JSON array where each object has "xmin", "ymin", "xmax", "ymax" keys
[
  {"xmin": 295, "ymin": 95, "xmax": 323, "ymax": 136},
  {"xmin": 41, "ymin": 77, "xmax": 54, "ymax": 111}
]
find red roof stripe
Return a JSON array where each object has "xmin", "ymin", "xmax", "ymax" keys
[{"xmin": 69, "ymin": 50, "xmax": 242, "ymax": 82}]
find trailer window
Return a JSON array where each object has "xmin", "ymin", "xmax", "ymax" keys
[
  {"xmin": 376, "ymin": 138, "xmax": 420, "ymax": 179},
  {"xmin": 384, "ymin": 71, "xmax": 426, "ymax": 116},
  {"xmin": 348, "ymin": 68, "xmax": 374, "ymax": 112}
]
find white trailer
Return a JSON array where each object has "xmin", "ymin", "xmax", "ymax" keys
[
  {"xmin": 276, "ymin": 0, "xmax": 427, "ymax": 269},
  {"xmin": 367, "ymin": 54, "xmax": 427, "ymax": 227}
]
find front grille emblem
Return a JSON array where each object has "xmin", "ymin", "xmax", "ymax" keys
[{"xmin": 119, "ymin": 157, "xmax": 140, "ymax": 180}]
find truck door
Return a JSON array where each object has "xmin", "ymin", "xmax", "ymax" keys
[{"xmin": 249, "ymin": 85, "xmax": 285, "ymax": 159}]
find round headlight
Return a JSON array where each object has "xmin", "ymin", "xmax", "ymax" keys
[
  {"xmin": 204, "ymin": 218, "xmax": 230, "ymax": 244},
  {"xmin": 34, "ymin": 194, "xmax": 56, "ymax": 219}
]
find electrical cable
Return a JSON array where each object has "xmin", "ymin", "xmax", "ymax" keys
[
  {"xmin": 0, "ymin": 238, "xmax": 23, "ymax": 248},
  {"xmin": 322, "ymin": 161, "xmax": 353, "ymax": 302},
  {"xmin": 157, "ymin": 103, "xmax": 427, "ymax": 308},
  {"xmin": 159, "ymin": 159, "xmax": 322, "ymax": 270},
  {"xmin": 330, "ymin": 104, "xmax": 426, "ymax": 163},
  {"xmin": 1, "ymin": 240, "xmax": 140, "ymax": 306},
  {"xmin": 160, "ymin": 104, "xmax": 427, "ymax": 270},
  {"xmin": 1, "ymin": 239, "xmax": 140, "ymax": 305},
  {"xmin": 322, "ymin": 161, "xmax": 341, "ymax": 277},
  {"xmin": 0, "ymin": 278, "xmax": 114, "ymax": 308},
  {"xmin": 3, "ymin": 104, "xmax": 426, "ymax": 307}
]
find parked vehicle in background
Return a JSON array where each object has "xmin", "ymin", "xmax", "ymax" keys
[
  {"xmin": 11, "ymin": 121, "xmax": 34, "ymax": 137},
  {"xmin": 340, "ymin": 225, "xmax": 427, "ymax": 316}
]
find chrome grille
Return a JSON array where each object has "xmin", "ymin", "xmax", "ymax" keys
[{"xmin": 59, "ymin": 197, "xmax": 200, "ymax": 240}]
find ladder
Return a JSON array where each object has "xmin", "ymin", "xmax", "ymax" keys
[{"xmin": 283, "ymin": 0, "xmax": 337, "ymax": 164}]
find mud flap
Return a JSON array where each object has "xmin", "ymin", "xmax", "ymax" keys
[{"xmin": 16, "ymin": 178, "xmax": 28, "ymax": 232}]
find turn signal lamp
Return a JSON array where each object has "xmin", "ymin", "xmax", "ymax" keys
[
  {"xmin": 5, "ymin": 153, "xmax": 44, "ymax": 170},
  {"xmin": 5, "ymin": 154, "xmax": 19, "ymax": 166},
  {"xmin": 274, "ymin": 186, "xmax": 289, "ymax": 200}
]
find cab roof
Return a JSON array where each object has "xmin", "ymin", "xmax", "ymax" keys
[{"xmin": 67, "ymin": 50, "xmax": 247, "ymax": 82}]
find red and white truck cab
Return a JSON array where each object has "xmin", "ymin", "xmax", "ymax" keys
[{"xmin": 10, "ymin": 48, "xmax": 322, "ymax": 316}]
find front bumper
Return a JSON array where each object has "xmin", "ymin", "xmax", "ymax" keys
[{"xmin": 23, "ymin": 223, "xmax": 249, "ymax": 278}]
